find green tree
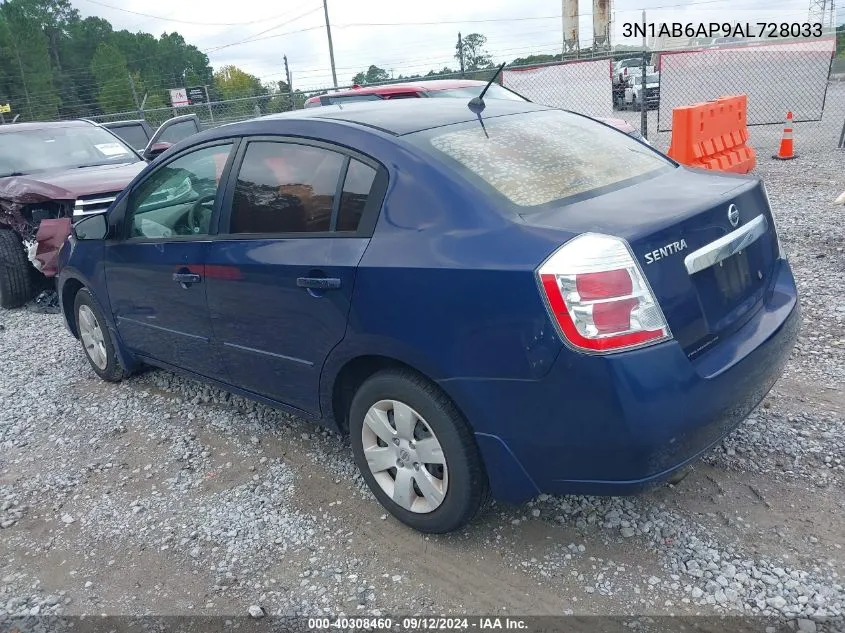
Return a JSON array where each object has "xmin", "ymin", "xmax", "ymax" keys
[
  {"xmin": 510, "ymin": 53, "xmax": 560, "ymax": 67},
  {"xmin": 1, "ymin": 0, "xmax": 58, "ymax": 119},
  {"xmin": 213, "ymin": 64, "xmax": 266, "ymax": 99},
  {"xmin": 351, "ymin": 65, "xmax": 390, "ymax": 85},
  {"xmin": 91, "ymin": 42, "xmax": 135, "ymax": 113},
  {"xmin": 455, "ymin": 33, "xmax": 493, "ymax": 71}
]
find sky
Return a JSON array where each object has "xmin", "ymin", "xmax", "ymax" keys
[{"xmin": 73, "ymin": 0, "xmax": 836, "ymax": 91}]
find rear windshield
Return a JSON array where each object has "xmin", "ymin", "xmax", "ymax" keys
[
  {"xmin": 410, "ymin": 109, "xmax": 672, "ymax": 208},
  {"xmin": 428, "ymin": 84, "xmax": 527, "ymax": 101}
]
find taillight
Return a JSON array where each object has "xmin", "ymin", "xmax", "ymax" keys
[
  {"xmin": 537, "ymin": 233, "xmax": 671, "ymax": 353},
  {"xmin": 761, "ymin": 182, "xmax": 786, "ymax": 260}
]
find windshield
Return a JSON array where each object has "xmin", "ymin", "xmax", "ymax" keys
[
  {"xmin": 428, "ymin": 84, "xmax": 527, "ymax": 101},
  {"xmin": 0, "ymin": 125, "xmax": 140, "ymax": 177},
  {"xmin": 410, "ymin": 109, "xmax": 672, "ymax": 208}
]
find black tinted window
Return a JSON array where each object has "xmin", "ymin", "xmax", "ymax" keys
[
  {"xmin": 323, "ymin": 94, "xmax": 382, "ymax": 105},
  {"xmin": 158, "ymin": 120, "xmax": 201, "ymax": 144},
  {"xmin": 337, "ymin": 159, "xmax": 376, "ymax": 231},
  {"xmin": 108, "ymin": 125, "xmax": 150, "ymax": 149},
  {"xmin": 231, "ymin": 142, "xmax": 344, "ymax": 234}
]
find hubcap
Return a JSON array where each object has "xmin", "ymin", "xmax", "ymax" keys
[
  {"xmin": 78, "ymin": 304, "xmax": 107, "ymax": 370},
  {"xmin": 361, "ymin": 399, "xmax": 448, "ymax": 514}
]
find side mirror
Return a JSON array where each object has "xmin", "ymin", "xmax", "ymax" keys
[
  {"xmin": 143, "ymin": 141, "xmax": 173, "ymax": 162},
  {"xmin": 72, "ymin": 213, "xmax": 108, "ymax": 240}
]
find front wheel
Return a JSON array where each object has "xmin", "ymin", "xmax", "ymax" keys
[
  {"xmin": 349, "ymin": 370, "xmax": 490, "ymax": 533},
  {"xmin": 74, "ymin": 288, "xmax": 124, "ymax": 382},
  {"xmin": 0, "ymin": 229, "xmax": 35, "ymax": 309}
]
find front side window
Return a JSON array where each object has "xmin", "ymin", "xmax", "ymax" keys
[
  {"xmin": 126, "ymin": 143, "xmax": 233, "ymax": 239},
  {"xmin": 412, "ymin": 109, "xmax": 672, "ymax": 208},
  {"xmin": 230, "ymin": 142, "xmax": 344, "ymax": 234}
]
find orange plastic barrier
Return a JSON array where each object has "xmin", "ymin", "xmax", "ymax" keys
[{"xmin": 667, "ymin": 95, "xmax": 756, "ymax": 174}]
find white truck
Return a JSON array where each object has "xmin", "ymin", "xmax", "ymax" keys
[
  {"xmin": 623, "ymin": 72, "xmax": 660, "ymax": 110},
  {"xmin": 612, "ymin": 57, "xmax": 654, "ymax": 109}
]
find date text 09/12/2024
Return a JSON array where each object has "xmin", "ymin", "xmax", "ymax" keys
[
  {"xmin": 622, "ymin": 22, "xmax": 824, "ymax": 39},
  {"xmin": 307, "ymin": 617, "xmax": 529, "ymax": 630}
]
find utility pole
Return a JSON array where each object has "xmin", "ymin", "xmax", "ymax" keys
[
  {"xmin": 322, "ymin": 0, "xmax": 338, "ymax": 88},
  {"xmin": 457, "ymin": 32, "xmax": 465, "ymax": 78},
  {"xmin": 128, "ymin": 73, "xmax": 142, "ymax": 118},
  {"xmin": 640, "ymin": 10, "xmax": 648, "ymax": 140},
  {"xmin": 284, "ymin": 55, "xmax": 294, "ymax": 110}
]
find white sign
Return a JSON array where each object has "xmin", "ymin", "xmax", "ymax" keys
[
  {"xmin": 169, "ymin": 88, "xmax": 189, "ymax": 107},
  {"xmin": 95, "ymin": 142, "xmax": 131, "ymax": 157}
]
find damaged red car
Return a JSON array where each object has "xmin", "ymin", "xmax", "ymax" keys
[{"xmin": 0, "ymin": 116, "xmax": 201, "ymax": 308}]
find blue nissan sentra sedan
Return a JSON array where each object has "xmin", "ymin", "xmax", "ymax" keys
[{"xmin": 57, "ymin": 97, "xmax": 800, "ymax": 533}]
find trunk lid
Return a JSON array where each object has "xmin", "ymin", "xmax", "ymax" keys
[{"xmin": 522, "ymin": 166, "xmax": 780, "ymax": 359}]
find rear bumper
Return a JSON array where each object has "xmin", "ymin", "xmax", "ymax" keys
[{"xmin": 442, "ymin": 258, "xmax": 800, "ymax": 503}]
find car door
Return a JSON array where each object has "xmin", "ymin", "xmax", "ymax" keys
[
  {"xmin": 105, "ymin": 140, "xmax": 236, "ymax": 379},
  {"xmin": 142, "ymin": 115, "xmax": 203, "ymax": 160},
  {"xmin": 205, "ymin": 137, "xmax": 386, "ymax": 415}
]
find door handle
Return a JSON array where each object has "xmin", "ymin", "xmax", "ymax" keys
[
  {"xmin": 173, "ymin": 272, "xmax": 202, "ymax": 285},
  {"xmin": 297, "ymin": 277, "xmax": 341, "ymax": 290}
]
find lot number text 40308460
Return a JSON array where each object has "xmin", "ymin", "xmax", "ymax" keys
[{"xmin": 622, "ymin": 22, "xmax": 824, "ymax": 39}]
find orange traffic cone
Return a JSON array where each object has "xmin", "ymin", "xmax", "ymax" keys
[{"xmin": 773, "ymin": 111, "xmax": 796, "ymax": 160}]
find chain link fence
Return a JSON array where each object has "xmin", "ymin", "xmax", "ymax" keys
[
  {"xmin": 498, "ymin": 38, "xmax": 844, "ymax": 156},
  {"xmin": 6, "ymin": 38, "xmax": 844, "ymax": 158}
]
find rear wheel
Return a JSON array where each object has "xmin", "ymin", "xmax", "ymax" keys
[
  {"xmin": 349, "ymin": 370, "xmax": 490, "ymax": 533},
  {"xmin": 74, "ymin": 288, "xmax": 124, "ymax": 382},
  {"xmin": 0, "ymin": 229, "xmax": 35, "ymax": 309}
]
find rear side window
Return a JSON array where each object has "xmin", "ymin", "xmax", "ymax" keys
[
  {"xmin": 322, "ymin": 94, "xmax": 383, "ymax": 105},
  {"xmin": 337, "ymin": 160, "xmax": 376, "ymax": 231},
  {"xmin": 414, "ymin": 109, "xmax": 671, "ymax": 208},
  {"xmin": 230, "ymin": 142, "xmax": 344, "ymax": 234},
  {"xmin": 108, "ymin": 125, "xmax": 150, "ymax": 149}
]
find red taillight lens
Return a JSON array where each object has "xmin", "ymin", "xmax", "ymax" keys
[
  {"xmin": 593, "ymin": 298, "xmax": 639, "ymax": 333},
  {"xmin": 537, "ymin": 234, "xmax": 671, "ymax": 353},
  {"xmin": 575, "ymin": 269, "xmax": 632, "ymax": 300}
]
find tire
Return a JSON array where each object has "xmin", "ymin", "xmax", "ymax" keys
[
  {"xmin": 0, "ymin": 229, "xmax": 35, "ymax": 309},
  {"xmin": 73, "ymin": 288, "xmax": 124, "ymax": 382},
  {"xmin": 349, "ymin": 370, "xmax": 490, "ymax": 533}
]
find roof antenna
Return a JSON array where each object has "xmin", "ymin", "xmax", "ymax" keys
[{"xmin": 468, "ymin": 62, "xmax": 507, "ymax": 114}]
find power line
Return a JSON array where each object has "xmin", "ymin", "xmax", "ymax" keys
[
  {"xmin": 16, "ymin": 6, "xmax": 325, "ymax": 83},
  {"xmin": 75, "ymin": 0, "xmax": 312, "ymax": 27}
]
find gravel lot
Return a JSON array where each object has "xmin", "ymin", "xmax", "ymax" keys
[{"xmin": 0, "ymin": 146, "xmax": 843, "ymax": 627}]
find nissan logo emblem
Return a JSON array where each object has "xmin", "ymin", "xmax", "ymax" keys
[{"xmin": 727, "ymin": 204, "xmax": 740, "ymax": 228}]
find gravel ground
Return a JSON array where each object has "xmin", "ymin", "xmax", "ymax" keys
[{"xmin": 1, "ymin": 146, "xmax": 843, "ymax": 628}]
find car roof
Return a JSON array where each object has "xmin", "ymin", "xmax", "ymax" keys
[
  {"xmin": 308, "ymin": 79, "xmax": 489, "ymax": 100},
  {"xmin": 253, "ymin": 97, "xmax": 550, "ymax": 136},
  {"xmin": 0, "ymin": 119, "xmax": 95, "ymax": 134}
]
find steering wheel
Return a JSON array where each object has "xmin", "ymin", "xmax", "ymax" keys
[{"xmin": 187, "ymin": 193, "xmax": 216, "ymax": 234}]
